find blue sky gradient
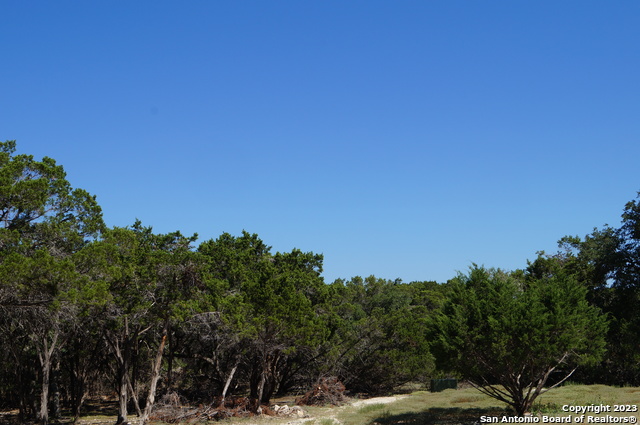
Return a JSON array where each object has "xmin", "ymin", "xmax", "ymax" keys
[{"xmin": 2, "ymin": 1, "xmax": 639, "ymax": 283}]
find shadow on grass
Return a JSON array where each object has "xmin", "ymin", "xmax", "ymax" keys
[
  {"xmin": 373, "ymin": 407, "xmax": 511, "ymax": 425},
  {"xmin": 0, "ymin": 400, "xmax": 118, "ymax": 425}
]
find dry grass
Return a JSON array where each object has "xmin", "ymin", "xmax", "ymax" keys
[
  {"xmin": 326, "ymin": 385, "xmax": 640, "ymax": 425},
  {"xmin": 3, "ymin": 385, "xmax": 637, "ymax": 425},
  {"xmin": 350, "ymin": 385, "xmax": 640, "ymax": 425}
]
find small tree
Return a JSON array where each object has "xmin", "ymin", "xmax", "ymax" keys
[{"xmin": 433, "ymin": 266, "xmax": 607, "ymax": 415}]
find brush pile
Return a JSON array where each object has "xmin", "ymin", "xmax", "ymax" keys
[
  {"xmin": 149, "ymin": 393, "xmax": 260, "ymax": 422},
  {"xmin": 296, "ymin": 377, "xmax": 347, "ymax": 406}
]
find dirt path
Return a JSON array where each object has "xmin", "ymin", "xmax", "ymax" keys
[
  {"xmin": 350, "ymin": 395, "xmax": 407, "ymax": 408},
  {"xmin": 245, "ymin": 394, "xmax": 409, "ymax": 425}
]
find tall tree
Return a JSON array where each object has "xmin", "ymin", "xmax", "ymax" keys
[
  {"xmin": 326, "ymin": 276, "xmax": 436, "ymax": 394},
  {"xmin": 433, "ymin": 266, "xmax": 607, "ymax": 415},
  {"xmin": 198, "ymin": 232, "xmax": 328, "ymax": 410},
  {"xmin": 0, "ymin": 140, "xmax": 103, "ymax": 425},
  {"xmin": 243, "ymin": 248, "xmax": 327, "ymax": 407},
  {"xmin": 94, "ymin": 223, "xmax": 203, "ymax": 425},
  {"xmin": 546, "ymin": 192, "xmax": 640, "ymax": 384}
]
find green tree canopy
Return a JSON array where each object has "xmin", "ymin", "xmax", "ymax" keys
[
  {"xmin": 89, "ymin": 222, "xmax": 203, "ymax": 425},
  {"xmin": 0, "ymin": 140, "xmax": 104, "ymax": 425},
  {"xmin": 326, "ymin": 276, "xmax": 438, "ymax": 394},
  {"xmin": 198, "ymin": 232, "xmax": 328, "ymax": 408},
  {"xmin": 534, "ymin": 191, "xmax": 640, "ymax": 385},
  {"xmin": 0, "ymin": 140, "xmax": 103, "ymax": 254},
  {"xmin": 433, "ymin": 266, "xmax": 607, "ymax": 415}
]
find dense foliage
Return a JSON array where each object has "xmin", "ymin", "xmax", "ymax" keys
[
  {"xmin": 0, "ymin": 141, "xmax": 635, "ymax": 423},
  {"xmin": 432, "ymin": 266, "xmax": 607, "ymax": 415},
  {"xmin": 528, "ymin": 192, "xmax": 640, "ymax": 385}
]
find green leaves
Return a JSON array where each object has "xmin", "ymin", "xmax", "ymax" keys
[
  {"xmin": 0, "ymin": 141, "xmax": 107, "ymax": 424},
  {"xmin": 433, "ymin": 265, "xmax": 608, "ymax": 414},
  {"xmin": 326, "ymin": 276, "xmax": 437, "ymax": 394},
  {"xmin": 0, "ymin": 140, "xmax": 104, "ymax": 257},
  {"xmin": 531, "ymin": 191, "xmax": 640, "ymax": 384},
  {"xmin": 199, "ymin": 232, "xmax": 326, "ymax": 341},
  {"xmin": 195, "ymin": 232, "xmax": 330, "ymax": 403}
]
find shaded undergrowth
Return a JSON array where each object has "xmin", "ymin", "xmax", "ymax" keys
[{"xmin": 371, "ymin": 407, "xmax": 509, "ymax": 425}]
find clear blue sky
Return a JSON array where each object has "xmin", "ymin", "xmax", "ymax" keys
[{"xmin": 2, "ymin": 1, "xmax": 639, "ymax": 283}]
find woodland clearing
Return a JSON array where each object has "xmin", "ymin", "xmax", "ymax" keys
[{"xmin": 6, "ymin": 384, "xmax": 632, "ymax": 425}]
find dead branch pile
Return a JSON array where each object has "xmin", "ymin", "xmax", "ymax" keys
[
  {"xmin": 296, "ymin": 377, "xmax": 347, "ymax": 406},
  {"xmin": 150, "ymin": 394, "xmax": 262, "ymax": 422}
]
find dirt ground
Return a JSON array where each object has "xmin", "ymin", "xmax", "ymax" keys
[
  {"xmin": 0, "ymin": 395, "xmax": 408, "ymax": 425},
  {"xmin": 242, "ymin": 395, "xmax": 409, "ymax": 425}
]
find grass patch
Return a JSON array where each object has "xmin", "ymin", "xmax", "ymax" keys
[
  {"xmin": 373, "ymin": 407, "xmax": 508, "ymax": 425},
  {"xmin": 531, "ymin": 402, "xmax": 563, "ymax": 414},
  {"xmin": 357, "ymin": 403, "xmax": 387, "ymax": 414},
  {"xmin": 40, "ymin": 384, "xmax": 637, "ymax": 425},
  {"xmin": 451, "ymin": 395, "xmax": 482, "ymax": 404},
  {"xmin": 335, "ymin": 385, "xmax": 640, "ymax": 425}
]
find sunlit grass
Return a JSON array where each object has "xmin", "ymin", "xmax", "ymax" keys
[
  {"xmin": 58, "ymin": 385, "xmax": 640, "ymax": 425},
  {"xmin": 357, "ymin": 403, "xmax": 387, "ymax": 414},
  {"xmin": 335, "ymin": 385, "xmax": 640, "ymax": 425}
]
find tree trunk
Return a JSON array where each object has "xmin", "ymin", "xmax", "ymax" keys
[
  {"xmin": 255, "ymin": 369, "xmax": 266, "ymax": 415},
  {"xmin": 167, "ymin": 330, "xmax": 174, "ymax": 389},
  {"xmin": 249, "ymin": 361, "xmax": 260, "ymax": 400},
  {"xmin": 261, "ymin": 352, "xmax": 281, "ymax": 404},
  {"xmin": 108, "ymin": 319, "xmax": 150, "ymax": 425},
  {"xmin": 72, "ymin": 390, "xmax": 87, "ymax": 423},
  {"xmin": 220, "ymin": 360, "xmax": 239, "ymax": 406},
  {"xmin": 51, "ymin": 362, "xmax": 60, "ymax": 420},
  {"xmin": 140, "ymin": 321, "xmax": 169, "ymax": 425},
  {"xmin": 116, "ymin": 359, "xmax": 128, "ymax": 425},
  {"xmin": 70, "ymin": 347, "xmax": 87, "ymax": 422},
  {"xmin": 39, "ymin": 357, "xmax": 50, "ymax": 425},
  {"xmin": 9, "ymin": 344, "xmax": 32, "ymax": 422},
  {"xmin": 37, "ymin": 330, "xmax": 59, "ymax": 425},
  {"xmin": 108, "ymin": 324, "xmax": 130, "ymax": 425}
]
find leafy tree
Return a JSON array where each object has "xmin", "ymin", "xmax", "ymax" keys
[
  {"xmin": 617, "ymin": 193, "xmax": 640, "ymax": 287},
  {"xmin": 0, "ymin": 140, "xmax": 103, "ymax": 425},
  {"xmin": 542, "ymin": 192, "xmax": 640, "ymax": 384},
  {"xmin": 433, "ymin": 266, "xmax": 607, "ymax": 415},
  {"xmin": 326, "ymin": 276, "xmax": 437, "ymax": 394},
  {"xmin": 0, "ymin": 140, "xmax": 103, "ymax": 254},
  {"xmin": 93, "ymin": 223, "xmax": 203, "ymax": 425},
  {"xmin": 243, "ymin": 248, "xmax": 327, "ymax": 406},
  {"xmin": 198, "ymin": 232, "xmax": 328, "ymax": 410},
  {"xmin": 194, "ymin": 231, "xmax": 270, "ymax": 403}
]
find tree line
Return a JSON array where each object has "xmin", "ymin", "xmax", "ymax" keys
[{"xmin": 0, "ymin": 140, "xmax": 638, "ymax": 423}]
